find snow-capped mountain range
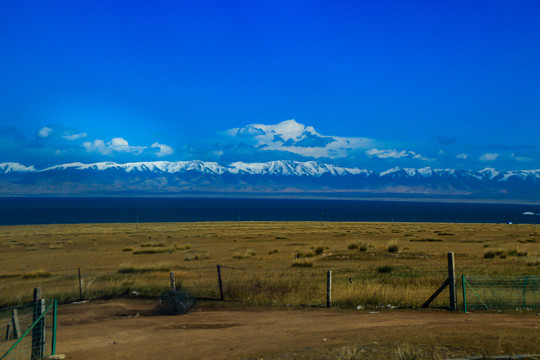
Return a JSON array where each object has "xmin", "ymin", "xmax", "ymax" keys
[{"xmin": 1, "ymin": 160, "xmax": 539, "ymax": 201}]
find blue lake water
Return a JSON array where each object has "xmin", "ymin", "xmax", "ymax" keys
[{"xmin": 0, "ymin": 197, "xmax": 539, "ymax": 226}]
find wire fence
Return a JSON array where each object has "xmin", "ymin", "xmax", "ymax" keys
[
  {"xmin": 462, "ymin": 275, "xmax": 540, "ymax": 311},
  {"xmin": 1, "ymin": 263, "xmax": 450, "ymax": 309},
  {"xmin": 0, "ymin": 299, "xmax": 56, "ymax": 360},
  {"xmin": 3, "ymin": 261, "xmax": 538, "ymax": 312}
]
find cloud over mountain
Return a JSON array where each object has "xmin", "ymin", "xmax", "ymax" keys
[
  {"xmin": 1, "ymin": 120, "xmax": 538, "ymax": 172},
  {"xmin": 366, "ymin": 148, "xmax": 426, "ymax": 160},
  {"xmin": 152, "ymin": 143, "xmax": 174, "ymax": 157},
  {"xmin": 225, "ymin": 119, "xmax": 373, "ymax": 159},
  {"xmin": 83, "ymin": 137, "xmax": 147, "ymax": 155},
  {"xmin": 479, "ymin": 153, "xmax": 499, "ymax": 161}
]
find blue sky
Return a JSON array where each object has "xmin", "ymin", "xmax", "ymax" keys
[{"xmin": 1, "ymin": 0, "xmax": 539, "ymax": 170}]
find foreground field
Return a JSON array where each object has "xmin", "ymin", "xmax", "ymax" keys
[
  {"xmin": 2, "ymin": 221, "xmax": 539, "ymax": 359},
  {"xmin": 1, "ymin": 221, "xmax": 539, "ymax": 308},
  {"xmin": 56, "ymin": 299, "xmax": 540, "ymax": 360}
]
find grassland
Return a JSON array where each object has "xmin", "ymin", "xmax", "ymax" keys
[{"xmin": 0, "ymin": 221, "xmax": 538, "ymax": 309}]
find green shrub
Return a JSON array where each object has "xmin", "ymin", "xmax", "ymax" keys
[
  {"xmin": 133, "ymin": 248, "xmax": 173, "ymax": 255},
  {"xmin": 377, "ymin": 265, "xmax": 393, "ymax": 273},
  {"xmin": 507, "ymin": 249, "xmax": 527, "ymax": 257},
  {"xmin": 140, "ymin": 241, "xmax": 167, "ymax": 248},
  {"xmin": 295, "ymin": 251, "xmax": 314, "ymax": 258}
]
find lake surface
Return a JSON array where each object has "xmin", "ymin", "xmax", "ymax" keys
[{"xmin": 1, "ymin": 197, "xmax": 539, "ymax": 226}]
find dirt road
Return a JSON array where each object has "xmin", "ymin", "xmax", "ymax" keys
[{"xmin": 56, "ymin": 300, "xmax": 540, "ymax": 360}]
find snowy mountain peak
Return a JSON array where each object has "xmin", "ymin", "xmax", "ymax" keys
[
  {"xmin": 1, "ymin": 160, "xmax": 540, "ymax": 183},
  {"xmin": 1, "ymin": 160, "xmax": 539, "ymax": 200}
]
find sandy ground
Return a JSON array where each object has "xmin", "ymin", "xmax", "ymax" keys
[{"xmin": 55, "ymin": 299, "xmax": 540, "ymax": 360}]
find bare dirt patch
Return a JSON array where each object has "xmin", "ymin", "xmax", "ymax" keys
[{"xmin": 57, "ymin": 299, "xmax": 540, "ymax": 360}]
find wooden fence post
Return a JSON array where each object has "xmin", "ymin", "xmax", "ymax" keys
[
  {"xmin": 170, "ymin": 271, "xmax": 176, "ymax": 291},
  {"xmin": 78, "ymin": 268, "xmax": 83, "ymax": 301},
  {"xmin": 5, "ymin": 309, "xmax": 22, "ymax": 340},
  {"xmin": 326, "ymin": 270, "xmax": 332, "ymax": 308},
  {"xmin": 11, "ymin": 309, "xmax": 21, "ymax": 339},
  {"xmin": 31, "ymin": 287, "xmax": 45, "ymax": 360},
  {"xmin": 217, "ymin": 265, "xmax": 224, "ymax": 301},
  {"xmin": 422, "ymin": 251, "xmax": 458, "ymax": 310},
  {"xmin": 448, "ymin": 252, "xmax": 457, "ymax": 311}
]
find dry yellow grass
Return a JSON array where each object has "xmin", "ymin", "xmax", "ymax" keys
[{"xmin": 0, "ymin": 221, "xmax": 538, "ymax": 308}]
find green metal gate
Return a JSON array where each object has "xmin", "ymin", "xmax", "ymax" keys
[
  {"xmin": 462, "ymin": 275, "xmax": 540, "ymax": 312},
  {"xmin": 0, "ymin": 299, "xmax": 57, "ymax": 360}
]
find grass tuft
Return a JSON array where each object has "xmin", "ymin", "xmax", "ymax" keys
[
  {"xmin": 295, "ymin": 250, "xmax": 314, "ymax": 258},
  {"xmin": 118, "ymin": 263, "xmax": 173, "ymax": 273},
  {"xmin": 133, "ymin": 248, "xmax": 173, "ymax": 255},
  {"xmin": 292, "ymin": 259, "xmax": 313, "ymax": 267},
  {"xmin": 377, "ymin": 265, "xmax": 393, "ymax": 273},
  {"xmin": 526, "ymin": 255, "xmax": 540, "ymax": 266},
  {"xmin": 387, "ymin": 242, "xmax": 399, "ymax": 253},
  {"xmin": 233, "ymin": 250, "xmax": 256, "ymax": 259},
  {"xmin": 184, "ymin": 253, "xmax": 210, "ymax": 261},
  {"xmin": 410, "ymin": 238, "xmax": 442, "ymax": 242},
  {"xmin": 140, "ymin": 241, "xmax": 167, "ymax": 248},
  {"xmin": 22, "ymin": 271, "xmax": 51, "ymax": 278},
  {"xmin": 174, "ymin": 244, "xmax": 192, "ymax": 250}
]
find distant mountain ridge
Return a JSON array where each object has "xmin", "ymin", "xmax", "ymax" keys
[{"xmin": 1, "ymin": 160, "xmax": 539, "ymax": 201}]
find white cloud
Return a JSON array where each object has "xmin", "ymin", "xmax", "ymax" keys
[
  {"xmin": 479, "ymin": 153, "xmax": 499, "ymax": 161},
  {"xmin": 366, "ymin": 148, "xmax": 430, "ymax": 160},
  {"xmin": 62, "ymin": 132, "xmax": 87, "ymax": 141},
  {"xmin": 456, "ymin": 153, "xmax": 468, "ymax": 159},
  {"xmin": 83, "ymin": 137, "xmax": 146, "ymax": 155},
  {"xmin": 109, "ymin": 137, "xmax": 146, "ymax": 154},
  {"xmin": 83, "ymin": 139, "xmax": 109, "ymax": 154},
  {"xmin": 38, "ymin": 126, "xmax": 53, "ymax": 138},
  {"xmin": 225, "ymin": 119, "xmax": 373, "ymax": 158},
  {"xmin": 151, "ymin": 143, "xmax": 174, "ymax": 157},
  {"xmin": 511, "ymin": 153, "xmax": 531, "ymax": 162},
  {"xmin": 366, "ymin": 148, "xmax": 409, "ymax": 159}
]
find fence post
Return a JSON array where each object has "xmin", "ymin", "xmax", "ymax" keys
[
  {"xmin": 31, "ymin": 287, "xmax": 45, "ymax": 360},
  {"xmin": 52, "ymin": 299, "xmax": 57, "ymax": 355},
  {"xmin": 217, "ymin": 265, "xmax": 224, "ymax": 301},
  {"xmin": 78, "ymin": 268, "xmax": 83, "ymax": 301},
  {"xmin": 170, "ymin": 271, "xmax": 176, "ymax": 291},
  {"xmin": 448, "ymin": 252, "xmax": 457, "ymax": 311},
  {"xmin": 462, "ymin": 275, "xmax": 467, "ymax": 313},
  {"xmin": 11, "ymin": 309, "xmax": 21, "ymax": 339},
  {"xmin": 326, "ymin": 270, "xmax": 332, "ymax": 308}
]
